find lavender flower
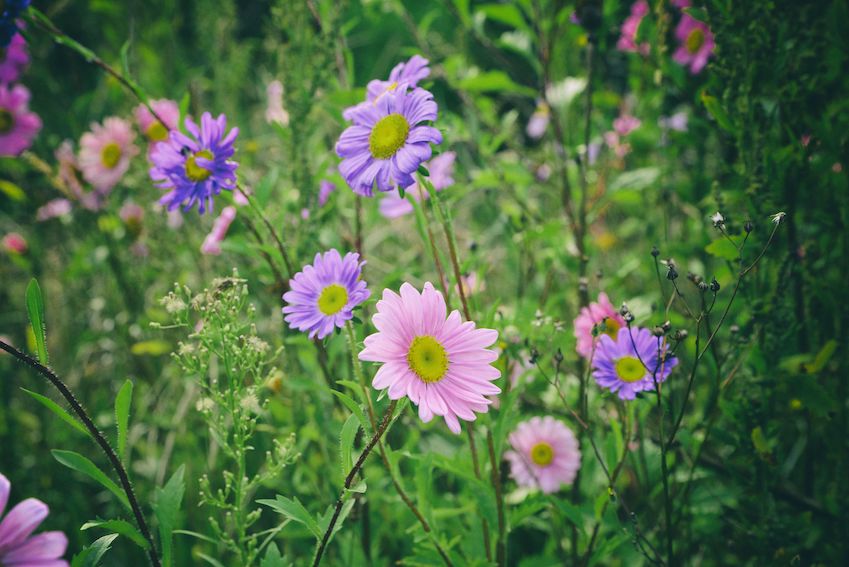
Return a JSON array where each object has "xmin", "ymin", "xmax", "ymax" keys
[{"xmin": 592, "ymin": 327, "xmax": 677, "ymax": 400}]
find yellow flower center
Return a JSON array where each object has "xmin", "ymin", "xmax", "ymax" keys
[
  {"xmin": 145, "ymin": 121, "xmax": 169, "ymax": 142},
  {"xmin": 407, "ymin": 335, "xmax": 449, "ymax": 383},
  {"xmin": 686, "ymin": 28, "xmax": 705, "ymax": 54},
  {"xmin": 369, "ymin": 113, "xmax": 410, "ymax": 159},
  {"xmin": 100, "ymin": 142, "xmax": 122, "ymax": 169},
  {"xmin": 317, "ymin": 284, "xmax": 349, "ymax": 315},
  {"xmin": 530, "ymin": 442, "xmax": 554, "ymax": 466},
  {"xmin": 614, "ymin": 356, "xmax": 646, "ymax": 383},
  {"xmin": 185, "ymin": 150, "xmax": 214, "ymax": 182},
  {"xmin": 601, "ymin": 317, "xmax": 621, "ymax": 339},
  {"xmin": 0, "ymin": 109, "xmax": 13, "ymax": 134}
]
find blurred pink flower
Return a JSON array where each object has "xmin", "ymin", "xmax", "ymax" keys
[
  {"xmin": 379, "ymin": 152, "xmax": 456, "ymax": 219},
  {"xmin": 36, "ymin": 199, "xmax": 72, "ymax": 221},
  {"xmin": 573, "ymin": 292, "xmax": 626, "ymax": 360},
  {"xmin": 673, "ymin": 14, "xmax": 714, "ymax": 74},
  {"xmin": 78, "ymin": 117, "xmax": 138, "ymax": 193},
  {"xmin": 265, "ymin": 80, "xmax": 289, "ymax": 126},
  {"xmin": 201, "ymin": 206, "xmax": 237, "ymax": 255},
  {"xmin": 613, "ymin": 113, "xmax": 641, "ymax": 136},
  {"xmin": 0, "ymin": 84, "xmax": 41, "ymax": 156},
  {"xmin": 0, "ymin": 33, "xmax": 28, "ymax": 84},
  {"xmin": 134, "ymin": 99, "xmax": 179, "ymax": 155},
  {"xmin": 1, "ymin": 232, "xmax": 27, "ymax": 254},
  {"xmin": 526, "ymin": 101, "xmax": 550, "ymax": 139},
  {"xmin": 616, "ymin": 0, "xmax": 650, "ymax": 56},
  {"xmin": 505, "ymin": 417, "xmax": 581, "ymax": 493}
]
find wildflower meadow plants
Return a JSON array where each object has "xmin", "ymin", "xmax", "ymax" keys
[{"xmin": 1, "ymin": 1, "xmax": 848, "ymax": 566}]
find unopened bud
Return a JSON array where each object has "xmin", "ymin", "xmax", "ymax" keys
[
  {"xmin": 710, "ymin": 277, "xmax": 720, "ymax": 292},
  {"xmin": 651, "ymin": 245, "xmax": 660, "ymax": 258},
  {"xmin": 554, "ymin": 348, "xmax": 564, "ymax": 363},
  {"xmin": 667, "ymin": 266, "xmax": 679, "ymax": 280},
  {"xmin": 673, "ymin": 329, "xmax": 688, "ymax": 341},
  {"xmin": 744, "ymin": 220, "xmax": 753, "ymax": 233}
]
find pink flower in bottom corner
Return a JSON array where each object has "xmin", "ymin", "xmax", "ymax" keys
[
  {"xmin": 0, "ymin": 473, "xmax": 68, "ymax": 566},
  {"xmin": 573, "ymin": 292, "xmax": 627, "ymax": 360},
  {"xmin": 505, "ymin": 416, "xmax": 581, "ymax": 493},
  {"xmin": 673, "ymin": 14, "xmax": 715, "ymax": 74},
  {"xmin": 359, "ymin": 282, "xmax": 501, "ymax": 434},
  {"xmin": 78, "ymin": 117, "xmax": 139, "ymax": 193},
  {"xmin": 0, "ymin": 84, "xmax": 41, "ymax": 157}
]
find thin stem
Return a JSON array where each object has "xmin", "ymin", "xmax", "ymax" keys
[
  {"xmin": 0, "ymin": 341, "xmax": 161, "ymax": 567},
  {"xmin": 242, "ymin": 189, "xmax": 295, "ymax": 278},
  {"xmin": 487, "ymin": 430, "xmax": 506, "ymax": 566},
  {"xmin": 428, "ymin": 184, "xmax": 472, "ymax": 321},
  {"xmin": 313, "ymin": 399, "xmax": 399, "ymax": 566}
]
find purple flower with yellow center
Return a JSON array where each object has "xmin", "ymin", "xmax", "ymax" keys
[
  {"xmin": 343, "ymin": 55, "xmax": 431, "ymax": 121},
  {"xmin": 336, "ymin": 84, "xmax": 442, "ymax": 196},
  {"xmin": 592, "ymin": 327, "xmax": 677, "ymax": 400},
  {"xmin": 149, "ymin": 112, "xmax": 239, "ymax": 214},
  {"xmin": 282, "ymin": 249, "xmax": 370, "ymax": 340}
]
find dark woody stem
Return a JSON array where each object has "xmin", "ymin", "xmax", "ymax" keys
[{"xmin": 0, "ymin": 340, "xmax": 161, "ymax": 567}]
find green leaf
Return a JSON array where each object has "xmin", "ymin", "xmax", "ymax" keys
[
  {"xmin": 609, "ymin": 167, "xmax": 661, "ymax": 192},
  {"xmin": 705, "ymin": 237, "xmax": 741, "ymax": 261},
  {"xmin": 21, "ymin": 388, "xmax": 91, "ymax": 438},
  {"xmin": 115, "ymin": 379, "xmax": 133, "ymax": 460},
  {"xmin": 26, "ymin": 278, "xmax": 48, "ymax": 364},
  {"xmin": 153, "ymin": 465, "xmax": 185, "ymax": 567},
  {"xmin": 260, "ymin": 544, "xmax": 288, "ymax": 567},
  {"xmin": 130, "ymin": 340, "xmax": 171, "ymax": 356},
  {"xmin": 329, "ymin": 390, "xmax": 370, "ymax": 432},
  {"xmin": 258, "ymin": 495, "xmax": 322, "ymax": 539},
  {"xmin": 457, "ymin": 70, "xmax": 536, "ymax": 97},
  {"xmin": 71, "ymin": 533, "xmax": 119, "ymax": 567},
  {"xmin": 82, "ymin": 519, "xmax": 149, "ymax": 550},
  {"xmin": 805, "ymin": 340, "xmax": 838, "ymax": 373},
  {"xmin": 701, "ymin": 92, "xmax": 735, "ymax": 133},
  {"xmin": 339, "ymin": 413, "xmax": 360, "ymax": 476},
  {"xmin": 0, "ymin": 180, "xmax": 26, "ymax": 201},
  {"xmin": 51, "ymin": 450, "xmax": 130, "ymax": 511}
]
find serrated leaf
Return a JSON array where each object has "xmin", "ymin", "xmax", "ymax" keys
[
  {"xmin": 51, "ymin": 450, "xmax": 130, "ymax": 511},
  {"xmin": 71, "ymin": 533, "xmax": 119, "ymax": 567},
  {"xmin": 259, "ymin": 495, "xmax": 322, "ymax": 539},
  {"xmin": 21, "ymin": 388, "xmax": 90, "ymax": 438},
  {"xmin": 115, "ymin": 379, "xmax": 133, "ymax": 460},
  {"xmin": 153, "ymin": 465, "xmax": 185, "ymax": 567},
  {"xmin": 82, "ymin": 519, "xmax": 149, "ymax": 550},
  {"xmin": 26, "ymin": 278, "xmax": 48, "ymax": 364},
  {"xmin": 260, "ymin": 544, "xmax": 288, "ymax": 567}
]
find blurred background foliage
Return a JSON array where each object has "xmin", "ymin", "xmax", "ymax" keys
[{"xmin": 1, "ymin": 0, "xmax": 847, "ymax": 565}]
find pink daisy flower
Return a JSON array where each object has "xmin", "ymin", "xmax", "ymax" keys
[
  {"xmin": 36, "ymin": 198, "xmax": 72, "ymax": 221},
  {"xmin": 616, "ymin": 0, "xmax": 650, "ymax": 56},
  {"xmin": 359, "ymin": 282, "xmax": 501, "ymax": 434},
  {"xmin": 613, "ymin": 113, "xmax": 641, "ymax": 136},
  {"xmin": 0, "ymin": 83, "xmax": 40, "ymax": 156},
  {"xmin": 78, "ymin": 117, "xmax": 139, "ymax": 193},
  {"xmin": 378, "ymin": 151, "xmax": 456, "ymax": 219},
  {"xmin": 505, "ymin": 416, "xmax": 581, "ymax": 493},
  {"xmin": 134, "ymin": 99, "xmax": 180, "ymax": 154},
  {"xmin": 673, "ymin": 14, "xmax": 715, "ymax": 74},
  {"xmin": 0, "ymin": 473, "xmax": 69, "ymax": 566},
  {"xmin": 573, "ymin": 292, "xmax": 626, "ymax": 360},
  {"xmin": 0, "ymin": 33, "xmax": 28, "ymax": 84},
  {"xmin": 200, "ymin": 205, "xmax": 237, "ymax": 255}
]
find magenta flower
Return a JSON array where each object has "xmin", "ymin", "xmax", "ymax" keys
[
  {"xmin": 616, "ymin": 0, "xmax": 650, "ymax": 55},
  {"xmin": 379, "ymin": 151, "xmax": 456, "ymax": 218},
  {"xmin": 592, "ymin": 327, "xmax": 678, "ymax": 400},
  {"xmin": 573, "ymin": 292, "xmax": 626, "ymax": 360},
  {"xmin": 337, "ymin": 85, "xmax": 442, "ymax": 196},
  {"xmin": 0, "ymin": 33, "xmax": 28, "ymax": 84},
  {"xmin": 505, "ymin": 417, "xmax": 581, "ymax": 493},
  {"xmin": 0, "ymin": 473, "xmax": 68, "ymax": 566},
  {"xmin": 78, "ymin": 117, "xmax": 138, "ymax": 193},
  {"xmin": 673, "ymin": 14, "xmax": 714, "ymax": 74},
  {"xmin": 1, "ymin": 232, "xmax": 26, "ymax": 254},
  {"xmin": 0, "ymin": 83, "xmax": 40, "ymax": 156},
  {"xmin": 359, "ymin": 282, "xmax": 500, "ymax": 434},
  {"xmin": 200, "ymin": 205, "xmax": 236, "ymax": 255},
  {"xmin": 282, "ymin": 250, "xmax": 370, "ymax": 340},
  {"xmin": 134, "ymin": 99, "xmax": 180, "ymax": 153}
]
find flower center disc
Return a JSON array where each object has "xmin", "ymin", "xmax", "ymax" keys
[
  {"xmin": 407, "ymin": 335, "xmax": 449, "ymax": 383},
  {"xmin": 530, "ymin": 442, "xmax": 554, "ymax": 466},
  {"xmin": 100, "ymin": 142, "xmax": 122, "ymax": 169},
  {"xmin": 614, "ymin": 356, "xmax": 645, "ymax": 383},
  {"xmin": 317, "ymin": 284, "xmax": 349, "ymax": 315},
  {"xmin": 185, "ymin": 149, "xmax": 215, "ymax": 182},
  {"xmin": 601, "ymin": 317, "xmax": 621, "ymax": 339},
  {"xmin": 686, "ymin": 28, "xmax": 705, "ymax": 54},
  {"xmin": 146, "ymin": 121, "xmax": 169, "ymax": 142},
  {"xmin": 369, "ymin": 113, "xmax": 410, "ymax": 159}
]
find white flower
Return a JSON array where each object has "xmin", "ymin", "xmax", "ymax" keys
[
  {"xmin": 770, "ymin": 211, "xmax": 786, "ymax": 225},
  {"xmin": 711, "ymin": 211, "xmax": 725, "ymax": 228},
  {"xmin": 545, "ymin": 77, "xmax": 587, "ymax": 108}
]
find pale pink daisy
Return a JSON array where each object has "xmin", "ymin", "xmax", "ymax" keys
[
  {"xmin": 505, "ymin": 416, "xmax": 581, "ymax": 493},
  {"xmin": 78, "ymin": 117, "xmax": 139, "ymax": 192},
  {"xmin": 672, "ymin": 14, "xmax": 715, "ymax": 74},
  {"xmin": 359, "ymin": 282, "xmax": 501, "ymax": 434},
  {"xmin": 573, "ymin": 292, "xmax": 626, "ymax": 360},
  {"xmin": 134, "ymin": 99, "xmax": 180, "ymax": 154},
  {"xmin": 35, "ymin": 198, "xmax": 72, "ymax": 221},
  {"xmin": 0, "ymin": 84, "xmax": 40, "ymax": 156}
]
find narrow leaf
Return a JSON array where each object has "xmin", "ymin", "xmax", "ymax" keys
[
  {"xmin": 153, "ymin": 465, "xmax": 185, "ymax": 567},
  {"xmin": 115, "ymin": 379, "xmax": 133, "ymax": 460},
  {"xmin": 25, "ymin": 278, "xmax": 48, "ymax": 364},
  {"xmin": 258, "ymin": 495, "xmax": 322, "ymax": 539},
  {"xmin": 339, "ymin": 413, "xmax": 360, "ymax": 476},
  {"xmin": 71, "ymin": 533, "xmax": 119, "ymax": 567},
  {"xmin": 82, "ymin": 519, "xmax": 149, "ymax": 550},
  {"xmin": 21, "ymin": 388, "xmax": 90, "ymax": 438},
  {"xmin": 51, "ymin": 450, "xmax": 130, "ymax": 511}
]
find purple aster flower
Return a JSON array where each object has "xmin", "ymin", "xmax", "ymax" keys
[
  {"xmin": 0, "ymin": 32, "xmax": 28, "ymax": 83},
  {"xmin": 0, "ymin": 473, "xmax": 69, "ymax": 566},
  {"xmin": 592, "ymin": 327, "xmax": 677, "ymax": 400},
  {"xmin": 336, "ymin": 85, "xmax": 442, "ymax": 196},
  {"xmin": 149, "ymin": 112, "xmax": 239, "ymax": 214},
  {"xmin": 343, "ymin": 55, "xmax": 431, "ymax": 121},
  {"xmin": 282, "ymin": 249, "xmax": 370, "ymax": 339}
]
